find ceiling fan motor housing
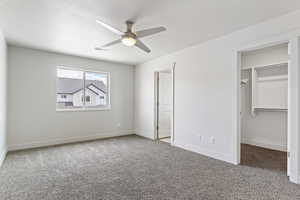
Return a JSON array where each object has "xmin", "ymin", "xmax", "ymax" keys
[
  {"xmin": 123, "ymin": 31, "xmax": 136, "ymax": 39},
  {"xmin": 122, "ymin": 32, "xmax": 137, "ymax": 46},
  {"xmin": 126, "ymin": 20, "xmax": 134, "ymax": 32},
  {"xmin": 121, "ymin": 21, "xmax": 137, "ymax": 46}
]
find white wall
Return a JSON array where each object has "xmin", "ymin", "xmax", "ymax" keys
[
  {"xmin": 0, "ymin": 29, "xmax": 7, "ymax": 167},
  {"xmin": 241, "ymin": 44, "xmax": 288, "ymax": 151},
  {"xmin": 7, "ymin": 46, "xmax": 134, "ymax": 150},
  {"xmin": 135, "ymin": 10, "xmax": 300, "ymax": 169}
]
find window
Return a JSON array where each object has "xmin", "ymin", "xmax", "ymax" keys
[{"xmin": 56, "ymin": 67, "xmax": 110, "ymax": 111}]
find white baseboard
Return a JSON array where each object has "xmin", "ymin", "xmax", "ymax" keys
[
  {"xmin": 241, "ymin": 138, "xmax": 287, "ymax": 152},
  {"xmin": 173, "ymin": 141, "xmax": 234, "ymax": 164},
  {"xmin": 289, "ymin": 176, "xmax": 299, "ymax": 184},
  {"xmin": 135, "ymin": 131, "xmax": 155, "ymax": 140},
  {"xmin": 8, "ymin": 130, "xmax": 134, "ymax": 151},
  {"xmin": 0, "ymin": 148, "xmax": 7, "ymax": 167}
]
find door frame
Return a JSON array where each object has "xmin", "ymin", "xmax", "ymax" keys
[
  {"xmin": 234, "ymin": 37, "xmax": 300, "ymax": 184},
  {"xmin": 154, "ymin": 63, "xmax": 175, "ymax": 144}
]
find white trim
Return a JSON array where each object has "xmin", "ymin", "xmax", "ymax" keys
[
  {"xmin": 173, "ymin": 141, "xmax": 234, "ymax": 164},
  {"xmin": 0, "ymin": 149, "xmax": 7, "ymax": 167},
  {"xmin": 8, "ymin": 130, "xmax": 134, "ymax": 151},
  {"xmin": 135, "ymin": 132, "xmax": 155, "ymax": 140},
  {"xmin": 171, "ymin": 63, "xmax": 175, "ymax": 144},
  {"xmin": 135, "ymin": 131, "xmax": 155, "ymax": 140},
  {"xmin": 288, "ymin": 37, "xmax": 300, "ymax": 184},
  {"xmin": 241, "ymin": 138, "xmax": 287, "ymax": 152},
  {"xmin": 291, "ymin": 176, "xmax": 299, "ymax": 184},
  {"xmin": 233, "ymin": 50, "xmax": 241, "ymax": 165},
  {"xmin": 56, "ymin": 105, "xmax": 111, "ymax": 112},
  {"xmin": 57, "ymin": 66, "xmax": 110, "ymax": 78}
]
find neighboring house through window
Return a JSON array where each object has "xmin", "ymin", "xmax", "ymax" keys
[
  {"xmin": 56, "ymin": 67, "xmax": 110, "ymax": 110},
  {"xmin": 86, "ymin": 96, "xmax": 90, "ymax": 102}
]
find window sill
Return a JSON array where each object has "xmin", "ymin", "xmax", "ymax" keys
[{"xmin": 56, "ymin": 106, "xmax": 111, "ymax": 112}]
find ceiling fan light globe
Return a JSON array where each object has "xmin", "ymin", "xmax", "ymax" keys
[{"xmin": 121, "ymin": 36, "xmax": 137, "ymax": 46}]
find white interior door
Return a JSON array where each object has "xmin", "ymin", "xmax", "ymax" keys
[{"xmin": 158, "ymin": 72, "xmax": 172, "ymax": 139}]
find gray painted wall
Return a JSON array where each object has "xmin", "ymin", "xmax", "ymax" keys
[{"xmin": 7, "ymin": 46, "xmax": 135, "ymax": 150}]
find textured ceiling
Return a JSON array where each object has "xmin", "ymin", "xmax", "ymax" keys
[{"xmin": 0, "ymin": 0, "xmax": 300, "ymax": 65}]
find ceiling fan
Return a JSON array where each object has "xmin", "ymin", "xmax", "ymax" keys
[{"xmin": 95, "ymin": 19, "xmax": 166, "ymax": 53}]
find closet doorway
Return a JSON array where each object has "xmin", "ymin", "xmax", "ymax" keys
[
  {"xmin": 239, "ymin": 43, "xmax": 289, "ymax": 174},
  {"xmin": 154, "ymin": 68, "xmax": 174, "ymax": 144}
]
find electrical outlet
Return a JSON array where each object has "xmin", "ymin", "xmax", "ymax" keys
[{"xmin": 117, "ymin": 123, "xmax": 121, "ymax": 128}]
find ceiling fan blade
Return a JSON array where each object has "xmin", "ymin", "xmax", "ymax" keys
[
  {"xmin": 135, "ymin": 39, "xmax": 151, "ymax": 53},
  {"xmin": 102, "ymin": 39, "xmax": 122, "ymax": 48},
  {"xmin": 136, "ymin": 27, "xmax": 166, "ymax": 38},
  {"xmin": 96, "ymin": 19, "xmax": 123, "ymax": 35},
  {"xmin": 95, "ymin": 47, "xmax": 108, "ymax": 51}
]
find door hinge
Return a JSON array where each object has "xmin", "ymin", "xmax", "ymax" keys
[{"xmin": 288, "ymin": 152, "xmax": 290, "ymax": 158}]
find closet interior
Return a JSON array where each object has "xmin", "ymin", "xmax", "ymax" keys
[{"xmin": 240, "ymin": 43, "xmax": 289, "ymax": 172}]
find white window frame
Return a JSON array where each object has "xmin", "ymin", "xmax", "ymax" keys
[{"xmin": 56, "ymin": 66, "xmax": 111, "ymax": 112}]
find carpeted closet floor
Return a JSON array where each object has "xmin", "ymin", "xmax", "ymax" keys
[{"xmin": 0, "ymin": 135, "xmax": 299, "ymax": 200}]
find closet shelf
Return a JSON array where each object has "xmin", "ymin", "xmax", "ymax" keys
[
  {"xmin": 257, "ymin": 75, "xmax": 288, "ymax": 82},
  {"xmin": 254, "ymin": 107, "xmax": 288, "ymax": 111},
  {"xmin": 243, "ymin": 61, "xmax": 288, "ymax": 70},
  {"xmin": 248, "ymin": 62, "xmax": 289, "ymax": 116}
]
